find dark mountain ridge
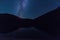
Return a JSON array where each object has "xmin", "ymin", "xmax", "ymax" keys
[
  {"xmin": 0, "ymin": 14, "xmax": 33, "ymax": 33},
  {"xmin": 33, "ymin": 7, "xmax": 60, "ymax": 37}
]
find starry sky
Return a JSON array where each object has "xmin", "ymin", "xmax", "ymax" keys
[{"xmin": 0, "ymin": 0, "xmax": 60, "ymax": 19}]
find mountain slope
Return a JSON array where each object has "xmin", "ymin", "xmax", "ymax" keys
[
  {"xmin": 0, "ymin": 13, "xmax": 33, "ymax": 33},
  {"xmin": 34, "ymin": 7, "xmax": 60, "ymax": 37}
]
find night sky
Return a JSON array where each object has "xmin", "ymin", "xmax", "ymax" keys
[{"xmin": 0, "ymin": 0, "xmax": 60, "ymax": 19}]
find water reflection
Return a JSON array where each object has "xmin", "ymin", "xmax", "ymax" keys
[
  {"xmin": 0, "ymin": 27, "xmax": 52, "ymax": 40},
  {"xmin": 0, "ymin": 27, "xmax": 39, "ymax": 37}
]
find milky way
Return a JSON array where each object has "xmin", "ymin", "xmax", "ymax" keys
[{"xmin": 16, "ymin": 0, "xmax": 28, "ymax": 18}]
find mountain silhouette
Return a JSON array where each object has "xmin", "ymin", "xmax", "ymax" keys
[
  {"xmin": 33, "ymin": 7, "xmax": 60, "ymax": 37},
  {"xmin": 0, "ymin": 14, "xmax": 33, "ymax": 33}
]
